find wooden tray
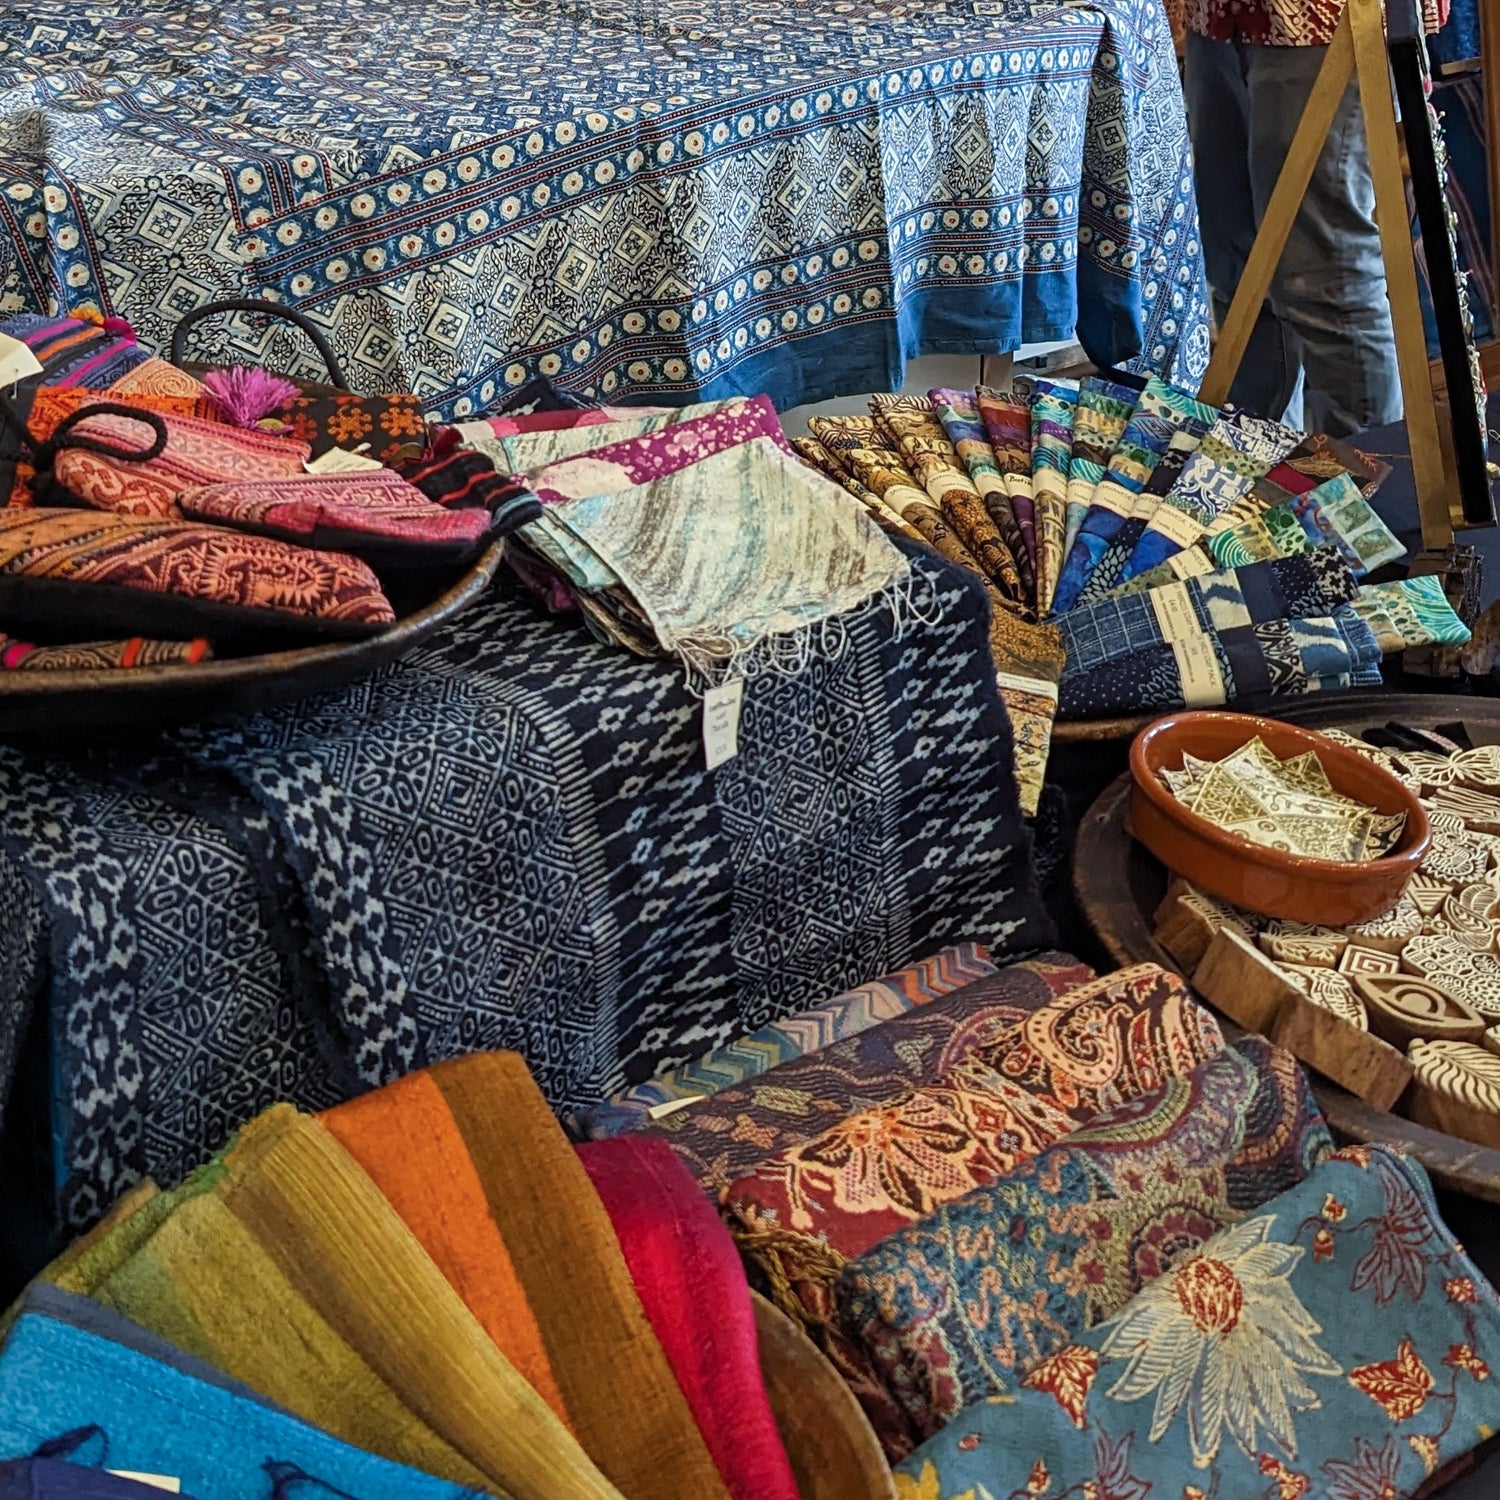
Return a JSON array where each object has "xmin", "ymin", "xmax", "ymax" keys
[
  {"xmin": 0, "ymin": 537, "xmax": 506, "ymax": 738},
  {"xmin": 1072, "ymin": 692, "xmax": 1500, "ymax": 1204}
]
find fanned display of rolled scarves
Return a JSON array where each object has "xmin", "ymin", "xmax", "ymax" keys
[
  {"xmin": 1119, "ymin": 409, "xmax": 1302, "ymax": 582},
  {"xmin": 926, "ymin": 387, "xmax": 1035, "ymax": 596},
  {"xmin": 1028, "ymin": 379, "xmax": 1078, "ymax": 614},
  {"xmin": 789, "ymin": 436, "xmax": 925, "ymax": 543},
  {"xmin": 867, "ymin": 394, "xmax": 1025, "ymax": 605},
  {"xmin": 1051, "ymin": 376, "xmax": 1216, "ymax": 615},
  {"xmin": 1060, "ymin": 375, "xmax": 1138, "ymax": 567},
  {"xmin": 974, "ymin": 386, "xmax": 1040, "ymax": 568}
]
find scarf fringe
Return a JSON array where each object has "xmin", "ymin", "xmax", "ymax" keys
[{"xmin": 674, "ymin": 562, "xmax": 941, "ymax": 695}]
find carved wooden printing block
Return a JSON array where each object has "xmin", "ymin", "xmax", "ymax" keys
[{"xmin": 1352, "ymin": 973, "xmax": 1485, "ymax": 1050}]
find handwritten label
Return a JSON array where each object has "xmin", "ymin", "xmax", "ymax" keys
[
  {"xmin": 0, "ymin": 332, "xmax": 43, "ymax": 389},
  {"xmin": 1148, "ymin": 582, "xmax": 1199, "ymax": 641},
  {"xmin": 703, "ymin": 678, "xmax": 744, "ymax": 770},
  {"xmin": 1171, "ymin": 634, "xmax": 1225, "ymax": 707},
  {"xmin": 306, "ymin": 446, "xmax": 384, "ymax": 475}
]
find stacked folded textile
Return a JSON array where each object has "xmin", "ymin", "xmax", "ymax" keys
[
  {"xmin": 789, "ymin": 376, "xmax": 1471, "ymax": 741},
  {"xmin": 558, "ymin": 945, "xmax": 1500, "ymax": 1495}
]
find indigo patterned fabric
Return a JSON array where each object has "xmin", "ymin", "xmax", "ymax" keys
[
  {"xmin": 643, "ymin": 954, "xmax": 1094, "ymax": 1192},
  {"xmin": 893, "ymin": 1146, "xmax": 1500, "ymax": 1500},
  {"xmin": 837, "ymin": 1038, "xmax": 1333, "ymax": 1439},
  {"xmin": 1052, "ymin": 377, "xmax": 1216, "ymax": 615},
  {"xmin": 1058, "ymin": 549, "xmax": 1358, "ymax": 677},
  {"xmin": 0, "ymin": 0, "xmax": 1208, "ymax": 417},
  {"xmin": 1058, "ymin": 607, "xmax": 1383, "ymax": 719},
  {"xmin": 0, "ymin": 545, "xmax": 1050, "ymax": 1231},
  {"xmin": 572, "ymin": 942, "xmax": 999, "ymax": 1140}
]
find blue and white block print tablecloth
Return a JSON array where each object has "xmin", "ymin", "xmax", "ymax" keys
[{"xmin": 0, "ymin": 0, "xmax": 1209, "ymax": 417}]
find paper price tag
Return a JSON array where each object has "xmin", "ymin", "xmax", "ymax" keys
[
  {"xmin": 646, "ymin": 1095, "xmax": 705, "ymax": 1120},
  {"xmin": 1148, "ymin": 581, "xmax": 1199, "ymax": 641},
  {"xmin": 305, "ymin": 446, "xmax": 384, "ymax": 475},
  {"xmin": 703, "ymin": 678, "xmax": 744, "ymax": 770},
  {"xmin": 0, "ymin": 332, "xmax": 43, "ymax": 389},
  {"xmin": 108, "ymin": 1474, "xmax": 181, "ymax": 1494}
]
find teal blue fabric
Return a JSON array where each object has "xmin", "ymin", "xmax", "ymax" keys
[
  {"xmin": 894, "ymin": 1146, "xmax": 1500, "ymax": 1499},
  {"xmin": 0, "ymin": 1289, "xmax": 487, "ymax": 1500}
]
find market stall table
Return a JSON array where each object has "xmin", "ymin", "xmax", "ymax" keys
[{"xmin": 0, "ymin": 0, "xmax": 1209, "ymax": 415}]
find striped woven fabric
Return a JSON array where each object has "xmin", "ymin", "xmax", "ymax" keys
[{"xmin": 571, "ymin": 942, "xmax": 1000, "ymax": 1140}]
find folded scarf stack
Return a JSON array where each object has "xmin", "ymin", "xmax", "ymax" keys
[{"xmin": 559, "ymin": 943, "xmax": 1500, "ymax": 1496}]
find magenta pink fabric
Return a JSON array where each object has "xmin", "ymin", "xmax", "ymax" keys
[
  {"xmin": 576, "ymin": 1136, "xmax": 800, "ymax": 1500},
  {"xmin": 528, "ymin": 396, "xmax": 791, "ymax": 504},
  {"xmin": 479, "ymin": 406, "xmax": 654, "ymax": 437}
]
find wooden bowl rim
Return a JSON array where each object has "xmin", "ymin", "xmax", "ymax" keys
[{"xmin": 1128, "ymin": 710, "xmax": 1431, "ymax": 879}]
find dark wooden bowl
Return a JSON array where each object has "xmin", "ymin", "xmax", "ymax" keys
[
  {"xmin": 0, "ymin": 537, "xmax": 506, "ymax": 738},
  {"xmin": 751, "ymin": 1290, "xmax": 896, "ymax": 1500}
]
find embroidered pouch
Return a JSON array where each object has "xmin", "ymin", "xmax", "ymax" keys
[
  {"xmin": 52, "ymin": 410, "xmax": 311, "ymax": 518},
  {"xmin": 0, "ymin": 507, "xmax": 394, "ymax": 642},
  {"xmin": 180, "ymin": 471, "xmax": 495, "ymax": 565},
  {"xmin": 0, "ymin": 387, "xmax": 213, "ymax": 509},
  {"xmin": 281, "ymin": 392, "xmax": 430, "ymax": 467}
]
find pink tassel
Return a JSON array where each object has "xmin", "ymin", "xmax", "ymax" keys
[
  {"xmin": 202, "ymin": 366, "xmax": 303, "ymax": 429},
  {"xmin": 102, "ymin": 315, "xmax": 136, "ymax": 341}
]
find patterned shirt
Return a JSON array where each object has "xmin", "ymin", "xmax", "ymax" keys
[{"xmin": 1185, "ymin": 0, "xmax": 1446, "ymax": 46}]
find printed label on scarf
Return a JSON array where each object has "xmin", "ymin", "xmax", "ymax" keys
[
  {"xmin": 1171, "ymin": 634, "xmax": 1225, "ymax": 707},
  {"xmin": 647, "ymin": 1095, "xmax": 706, "ymax": 1120},
  {"xmin": 0, "ymin": 333, "xmax": 43, "ymax": 389},
  {"xmin": 1091, "ymin": 479, "xmax": 1132, "ymax": 517},
  {"xmin": 109, "ymin": 1475, "xmax": 181, "ymax": 1494},
  {"xmin": 995, "ymin": 669, "xmax": 1058, "ymax": 703},
  {"xmin": 1149, "ymin": 505, "xmax": 1207, "ymax": 548},
  {"xmin": 1149, "ymin": 582, "xmax": 1199, "ymax": 641},
  {"xmin": 703, "ymin": 679, "xmax": 744, "ymax": 770},
  {"xmin": 1167, "ymin": 549, "xmax": 1212, "ymax": 581},
  {"xmin": 306, "ymin": 446, "xmax": 384, "ymax": 474}
]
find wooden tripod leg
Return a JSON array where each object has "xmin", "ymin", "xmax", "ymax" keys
[
  {"xmin": 1197, "ymin": 14, "xmax": 1355, "ymax": 406},
  {"xmin": 1350, "ymin": 0, "xmax": 1455, "ymax": 546}
]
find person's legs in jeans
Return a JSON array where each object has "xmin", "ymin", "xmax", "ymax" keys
[
  {"xmin": 1244, "ymin": 44, "xmax": 1402, "ymax": 435},
  {"xmin": 1184, "ymin": 32, "xmax": 1303, "ymax": 421}
]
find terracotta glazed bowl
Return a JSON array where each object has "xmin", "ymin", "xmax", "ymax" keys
[{"xmin": 1126, "ymin": 711, "xmax": 1430, "ymax": 925}]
